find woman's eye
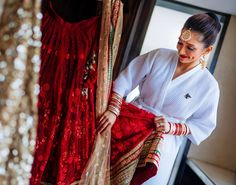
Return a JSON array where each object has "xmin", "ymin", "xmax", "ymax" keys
[
  {"xmin": 188, "ymin": 47, "xmax": 195, "ymax": 51},
  {"xmin": 178, "ymin": 42, "xmax": 183, "ymax": 45}
]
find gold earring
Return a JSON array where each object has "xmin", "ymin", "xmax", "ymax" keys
[{"xmin": 200, "ymin": 55, "xmax": 207, "ymax": 69}]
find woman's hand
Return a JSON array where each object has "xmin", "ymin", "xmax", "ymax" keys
[
  {"xmin": 97, "ymin": 110, "xmax": 117, "ymax": 134},
  {"xmin": 154, "ymin": 116, "xmax": 170, "ymax": 133}
]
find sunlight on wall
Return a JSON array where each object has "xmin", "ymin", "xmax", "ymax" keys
[{"xmin": 140, "ymin": 6, "xmax": 191, "ymax": 54}]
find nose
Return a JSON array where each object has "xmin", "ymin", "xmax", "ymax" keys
[{"xmin": 178, "ymin": 45, "xmax": 186, "ymax": 55}]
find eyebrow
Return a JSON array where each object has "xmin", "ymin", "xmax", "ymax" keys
[{"xmin": 178, "ymin": 38, "xmax": 196, "ymax": 47}]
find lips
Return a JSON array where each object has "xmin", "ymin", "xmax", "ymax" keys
[
  {"xmin": 179, "ymin": 55, "xmax": 188, "ymax": 61},
  {"xmin": 180, "ymin": 55, "xmax": 188, "ymax": 58}
]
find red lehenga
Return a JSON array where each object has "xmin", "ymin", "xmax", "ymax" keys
[{"xmin": 30, "ymin": 4, "xmax": 100, "ymax": 185}]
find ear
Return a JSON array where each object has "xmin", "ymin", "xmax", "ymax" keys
[{"xmin": 202, "ymin": 45, "xmax": 213, "ymax": 55}]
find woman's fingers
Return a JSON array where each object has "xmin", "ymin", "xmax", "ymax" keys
[
  {"xmin": 97, "ymin": 110, "xmax": 117, "ymax": 134},
  {"xmin": 97, "ymin": 116, "xmax": 108, "ymax": 130},
  {"xmin": 154, "ymin": 118, "xmax": 165, "ymax": 124},
  {"xmin": 99, "ymin": 114, "xmax": 108, "ymax": 123},
  {"xmin": 97, "ymin": 114, "xmax": 111, "ymax": 133},
  {"xmin": 154, "ymin": 116, "xmax": 166, "ymax": 132},
  {"xmin": 98, "ymin": 123, "xmax": 112, "ymax": 134},
  {"xmin": 97, "ymin": 122, "xmax": 110, "ymax": 133},
  {"xmin": 99, "ymin": 116, "xmax": 108, "ymax": 125},
  {"xmin": 154, "ymin": 116, "xmax": 161, "ymax": 121},
  {"xmin": 154, "ymin": 116, "xmax": 165, "ymax": 121}
]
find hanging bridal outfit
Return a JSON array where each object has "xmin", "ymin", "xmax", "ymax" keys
[{"xmin": 30, "ymin": 0, "xmax": 123, "ymax": 184}]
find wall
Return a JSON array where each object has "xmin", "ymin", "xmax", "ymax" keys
[
  {"xmin": 175, "ymin": 0, "xmax": 236, "ymax": 15},
  {"xmin": 188, "ymin": 16, "xmax": 236, "ymax": 172},
  {"xmin": 140, "ymin": 6, "xmax": 191, "ymax": 54}
]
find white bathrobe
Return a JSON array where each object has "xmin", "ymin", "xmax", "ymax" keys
[{"xmin": 113, "ymin": 48, "xmax": 220, "ymax": 185}]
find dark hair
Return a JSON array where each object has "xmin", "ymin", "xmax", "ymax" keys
[{"xmin": 183, "ymin": 12, "xmax": 221, "ymax": 48}]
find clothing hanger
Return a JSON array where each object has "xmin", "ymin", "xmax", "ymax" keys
[
  {"xmin": 49, "ymin": 0, "xmax": 98, "ymax": 23},
  {"xmin": 42, "ymin": 0, "xmax": 127, "ymax": 22},
  {"xmin": 96, "ymin": 0, "xmax": 128, "ymax": 13}
]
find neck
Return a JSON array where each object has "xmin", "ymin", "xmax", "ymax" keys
[{"xmin": 177, "ymin": 60, "xmax": 200, "ymax": 72}]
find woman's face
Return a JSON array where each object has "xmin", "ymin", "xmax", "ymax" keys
[{"xmin": 176, "ymin": 28, "xmax": 212, "ymax": 64}]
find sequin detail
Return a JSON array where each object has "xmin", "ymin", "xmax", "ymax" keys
[{"xmin": 30, "ymin": 4, "xmax": 100, "ymax": 185}]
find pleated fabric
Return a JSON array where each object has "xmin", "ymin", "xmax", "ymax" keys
[{"xmin": 30, "ymin": 3, "xmax": 100, "ymax": 184}]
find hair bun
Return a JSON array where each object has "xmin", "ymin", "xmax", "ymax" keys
[
  {"xmin": 205, "ymin": 12, "xmax": 220, "ymax": 23},
  {"xmin": 184, "ymin": 13, "xmax": 222, "ymax": 47}
]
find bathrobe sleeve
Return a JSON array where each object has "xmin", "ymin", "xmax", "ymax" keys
[
  {"xmin": 113, "ymin": 49, "xmax": 159, "ymax": 97},
  {"xmin": 186, "ymin": 83, "xmax": 220, "ymax": 145}
]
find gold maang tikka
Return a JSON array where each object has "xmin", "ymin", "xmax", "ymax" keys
[{"xmin": 181, "ymin": 28, "xmax": 192, "ymax": 41}]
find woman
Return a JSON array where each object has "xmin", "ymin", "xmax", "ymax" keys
[{"xmin": 99, "ymin": 12, "xmax": 221, "ymax": 184}]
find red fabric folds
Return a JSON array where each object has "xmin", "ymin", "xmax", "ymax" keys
[
  {"xmin": 30, "ymin": 4, "xmax": 100, "ymax": 185},
  {"xmin": 111, "ymin": 102, "xmax": 156, "ymax": 165},
  {"xmin": 130, "ymin": 163, "xmax": 158, "ymax": 185},
  {"xmin": 111, "ymin": 101, "xmax": 161, "ymax": 185}
]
